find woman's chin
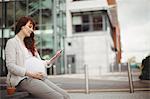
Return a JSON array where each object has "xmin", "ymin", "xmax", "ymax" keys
[
  {"xmin": 26, "ymin": 35, "xmax": 30, "ymax": 37},
  {"xmin": 25, "ymin": 34, "xmax": 30, "ymax": 37}
]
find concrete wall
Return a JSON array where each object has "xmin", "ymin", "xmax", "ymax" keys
[{"xmin": 65, "ymin": 31, "xmax": 115, "ymax": 75}]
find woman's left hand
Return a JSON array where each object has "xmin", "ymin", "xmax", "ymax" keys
[
  {"xmin": 46, "ymin": 50, "xmax": 62, "ymax": 65},
  {"xmin": 55, "ymin": 50, "xmax": 62, "ymax": 57}
]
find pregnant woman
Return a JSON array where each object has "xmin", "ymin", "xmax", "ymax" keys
[{"xmin": 5, "ymin": 16, "xmax": 70, "ymax": 99}]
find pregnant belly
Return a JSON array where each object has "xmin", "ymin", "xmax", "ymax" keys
[{"xmin": 25, "ymin": 57, "xmax": 46, "ymax": 74}]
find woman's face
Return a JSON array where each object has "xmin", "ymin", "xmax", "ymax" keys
[{"xmin": 22, "ymin": 21, "xmax": 34, "ymax": 37}]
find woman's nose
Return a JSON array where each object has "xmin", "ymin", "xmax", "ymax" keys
[{"xmin": 29, "ymin": 28, "xmax": 33, "ymax": 32}]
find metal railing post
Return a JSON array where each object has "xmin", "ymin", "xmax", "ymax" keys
[
  {"xmin": 68, "ymin": 64, "xmax": 71, "ymax": 74},
  {"xmin": 118, "ymin": 63, "xmax": 121, "ymax": 72},
  {"xmin": 127, "ymin": 61, "xmax": 134, "ymax": 93},
  {"xmin": 84, "ymin": 64, "xmax": 89, "ymax": 94},
  {"xmin": 53, "ymin": 65, "xmax": 56, "ymax": 75}
]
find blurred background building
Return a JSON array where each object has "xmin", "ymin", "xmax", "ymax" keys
[
  {"xmin": 65, "ymin": 0, "xmax": 121, "ymax": 75},
  {"xmin": 0, "ymin": 0, "xmax": 121, "ymax": 76}
]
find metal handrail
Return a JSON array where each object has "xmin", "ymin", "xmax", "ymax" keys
[
  {"xmin": 84, "ymin": 64, "xmax": 89, "ymax": 94},
  {"xmin": 127, "ymin": 61, "xmax": 134, "ymax": 93}
]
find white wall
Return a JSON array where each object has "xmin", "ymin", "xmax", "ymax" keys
[
  {"xmin": 65, "ymin": 36, "xmax": 85, "ymax": 73},
  {"xmin": 83, "ymin": 35, "xmax": 109, "ymax": 75},
  {"xmin": 65, "ymin": 31, "xmax": 114, "ymax": 75},
  {"xmin": 67, "ymin": 0, "xmax": 108, "ymax": 12}
]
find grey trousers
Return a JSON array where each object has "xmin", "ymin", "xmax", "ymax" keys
[{"xmin": 17, "ymin": 78, "xmax": 70, "ymax": 99}]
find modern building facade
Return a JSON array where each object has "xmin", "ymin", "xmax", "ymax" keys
[{"xmin": 65, "ymin": 0, "xmax": 121, "ymax": 75}]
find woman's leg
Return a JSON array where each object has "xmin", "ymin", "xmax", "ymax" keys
[
  {"xmin": 43, "ymin": 79, "xmax": 70, "ymax": 99},
  {"xmin": 17, "ymin": 78, "xmax": 64, "ymax": 99}
]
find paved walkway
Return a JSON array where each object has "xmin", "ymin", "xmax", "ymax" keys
[
  {"xmin": 1, "ymin": 90, "xmax": 149, "ymax": 99},
  {"xmin": 1, "ymin": 72, "xmax": 150, "ymax": 99},
  {"xmin": 47, "ymin": 73, "xmax": 150, "ymax": 91},
  {"xmin": 69, "ymin": 91, "xmax": 150, "ymax": 99}
]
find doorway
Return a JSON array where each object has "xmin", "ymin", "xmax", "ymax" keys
[{"xmin": 67, "ymin": 55, "xmax": 76, "ymax": 74}]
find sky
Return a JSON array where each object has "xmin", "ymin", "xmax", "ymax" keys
[{"xmin": 116, "ymin": 0, "xmax": 150, "ymax": 62}]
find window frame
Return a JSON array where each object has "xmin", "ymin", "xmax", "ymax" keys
[{"xmin": 72, "ymin": 11, "xmax": 106, "ymax": 33}]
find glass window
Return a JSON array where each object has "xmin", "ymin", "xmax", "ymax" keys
[
  {"xmin": 74, "ymin": 25, "xmax": 82, "ymax": 32},
  {"xmin": 82, "ymin": 15, "xmax": 89, "ymax": 23},
  {"xmin": 82, "ymin": 24, "xmax": 89, "ymax": 32},
  {"xmin": 73, "ymin": 16, "xmax": 82, "ymax": 25},
  {"xmin": 72, "ymin": 11, "xmax": 105, "ymax": 33},
  {"xmin": 92, "ymin": 15, "xmax": 103, "ymax": 31}
]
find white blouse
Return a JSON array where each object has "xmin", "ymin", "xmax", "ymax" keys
[{"xmin": 17, "ymin": 36, "xmax": 47, "ymax": 74}]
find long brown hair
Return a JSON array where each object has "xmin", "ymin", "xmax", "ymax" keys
[{"xmin": 15, "ymin": 16, "xmax": 36, "ymax": 56}]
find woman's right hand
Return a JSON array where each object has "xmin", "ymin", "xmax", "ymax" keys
[{"xmin": 26, "ymin": 71, "xmax": 44, "ymax": 80}]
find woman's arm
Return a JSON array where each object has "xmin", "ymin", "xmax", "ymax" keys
[
  {"xmin": 5, "ymin": 39, "xmax": 26, "ymax": 76},
  {"xmin": 35, "ymin": 49, "xmax": 62, "ymax": 66},
  {"xmin": 46, "ymin": 50, "xmax": 62, "ymax": 65}
]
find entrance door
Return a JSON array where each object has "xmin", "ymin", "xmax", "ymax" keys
[{"xmin": 67, "ymin": 55, "xmax": 76, "ymax": 73}]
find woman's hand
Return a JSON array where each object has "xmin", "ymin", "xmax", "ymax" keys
[
  {"xmin": 26, "ymin": 71, "xmax": 45, "ymax": 80},
  {"xmin": 52, "ymin": 50, "xmax": 62, "ymax": 59},
  {"xmin": 46, "ymin": 50, "xmax": 63, "ymax": 65}
]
